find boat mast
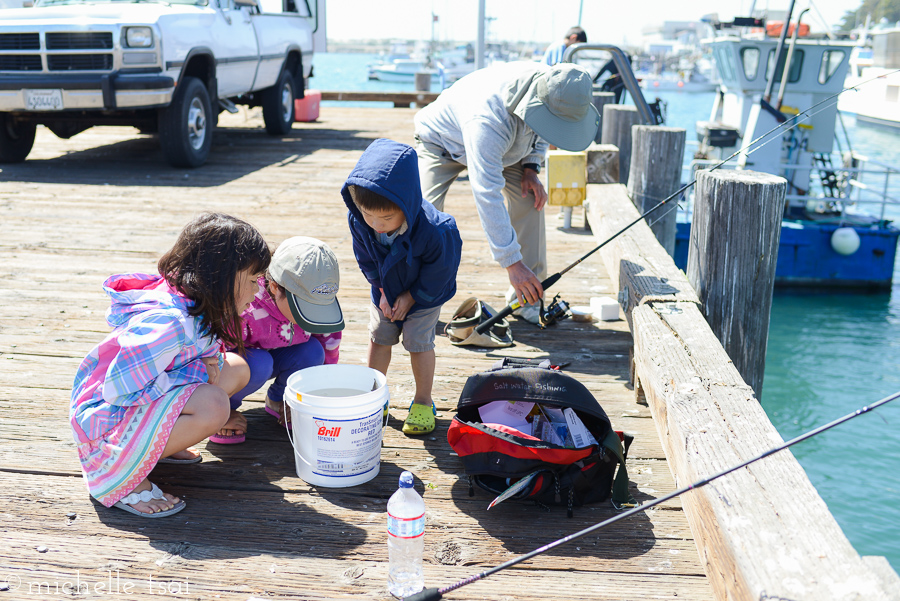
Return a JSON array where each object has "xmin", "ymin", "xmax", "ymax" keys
[
  {"xmin": 476, "ymin": 0, "xmax": 485, "ymax": 69},
  {"xmin": 775, "ymin": 8, "xmax": 809, "ymax": 110},
  {"xmin": 763, "ymin": 0, "xmax": 796, "ymax": 103}
]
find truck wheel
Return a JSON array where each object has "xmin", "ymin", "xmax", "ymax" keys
[
  {"xmin": 159, "ymin": 76, "xmax": 212, "ymax": 168},
  {"xmin": 0, "ymin": 114, "xmax": 36, "ymax": 163},
  {"xmin": 261, "ymin": 69, "xmax": 296, "ymax": 136}
]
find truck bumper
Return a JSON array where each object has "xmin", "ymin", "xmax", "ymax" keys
[{"xmin": 0, "ymin": 72, "xmax": 174, "ymax": 112}]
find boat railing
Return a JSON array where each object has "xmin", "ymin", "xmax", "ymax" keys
[{"xmin": 685, "ymin": 152, "xmax": 900, "ymax": 222}]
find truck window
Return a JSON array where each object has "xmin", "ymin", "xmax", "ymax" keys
[{"xmin": 258, "ymin": 0, "xmax": 311, "ymax": 14}]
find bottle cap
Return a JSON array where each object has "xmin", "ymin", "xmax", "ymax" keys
[{"xmin": 399, "ymin": 471, "xmax": 414, "ymax": 488}]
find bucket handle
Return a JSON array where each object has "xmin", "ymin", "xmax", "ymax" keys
[{"xmin": 283, "ymin": 416, "xmax": 314, "ymax": 469}]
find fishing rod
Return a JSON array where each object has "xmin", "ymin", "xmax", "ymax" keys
[
  {"xmin": 475, "ymin": 69, "xmax": 900, "ymax": 335},
  {"xmin": 404, "ymin": 389, "xmax": 900, "ymax": 601}
]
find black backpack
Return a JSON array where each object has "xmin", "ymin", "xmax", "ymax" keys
[{"xmin": 447, "ymin": 359, "xmax": 634, "ymax": 517}]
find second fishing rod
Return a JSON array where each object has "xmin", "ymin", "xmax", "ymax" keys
[{"xmin": 475, "ymin": 72, "xmax": 897, "ymax": 336}]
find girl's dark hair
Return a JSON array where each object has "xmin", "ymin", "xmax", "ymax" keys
[
  {"xmin": 158, "ymin": 213, "xmax": 270, "ymax": 353},
  {"xmin": 348, "ymin": 184, "xmax": 399, "ymax": 213}
]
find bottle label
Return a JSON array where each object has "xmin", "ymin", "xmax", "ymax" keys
[{"xmin": 387, "ymin": 512, "xmax": 425, "ymax": 539}]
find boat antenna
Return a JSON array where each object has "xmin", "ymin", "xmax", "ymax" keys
[
  {"xmin": 475, "ymin": 68, "xmax": 900, "ymax": 336},
  {"xmin": 404, "ymin": 389, "xmax": 900, "ymax": 601}
]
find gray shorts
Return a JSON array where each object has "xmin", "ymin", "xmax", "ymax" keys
[{"xmin": 369, "ymin": 303, "xmax": 442, "ymax": 353}]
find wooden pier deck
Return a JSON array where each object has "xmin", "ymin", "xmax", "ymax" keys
[{"xmin": 0, "ymin": 107, "xmax": 714, "ymax": 599}]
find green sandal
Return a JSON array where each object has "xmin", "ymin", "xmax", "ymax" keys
[{"xmin": 402, "ymin": 402, "xmax": 436, "ymax": 436}]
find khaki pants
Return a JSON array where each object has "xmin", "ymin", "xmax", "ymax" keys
[{"xmin": 416, "ymin": 138, "xmax": 547, "ymax": 280}]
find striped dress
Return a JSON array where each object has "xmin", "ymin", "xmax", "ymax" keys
[{"xmin": 70, "ymin": 274, "xmax": 219, "ymax": 507}]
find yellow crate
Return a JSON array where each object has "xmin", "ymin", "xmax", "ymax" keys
[{"xmin": 546, "ymin": 150, "xmax": 587, "ymax": 206}]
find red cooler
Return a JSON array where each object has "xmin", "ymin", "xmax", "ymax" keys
[{"xmin": 294, "ymin": 89, "xmax": 321, "ymax": 122}]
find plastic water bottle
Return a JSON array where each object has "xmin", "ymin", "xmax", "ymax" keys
[{"xmin": 387, "ymin": 471, "xmax": 425, "ymax": 597}]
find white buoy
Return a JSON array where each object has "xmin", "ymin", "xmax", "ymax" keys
[{"xmin": 831, "ymin": 227, "xmax": 861, "ymax": 256}]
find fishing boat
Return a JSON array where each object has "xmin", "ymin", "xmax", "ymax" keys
[
  {"xmin": 671, "ymin": 20, "xmax": 900, "ymax": 289},
  {"xmin": 839, "ymin": 27, "xmax": 900, "ymax": 129},
  {"xmin": 367, "ymin": 45, "xmax": 475, "ymax": 86}
]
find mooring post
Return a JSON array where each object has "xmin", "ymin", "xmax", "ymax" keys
[
  {"xmin": 627, "ymin": 125, "xmax": 686, "ymax": 256},
  {"xmin": 601, "ymin": 104, "xmax": 640, "ymax": 184},
  {"xmin": 686, "ymin": 170, "xmax": 786, "ymax": 399},
  {"xmin": 591, "ymin": 91, "xmax": 615, "ymax": 144},
  {"xmin": 414, "ymin": 72, "xmax": 431, "ymax": 93}
]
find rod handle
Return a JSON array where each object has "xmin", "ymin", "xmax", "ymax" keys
[
  {"xmin": 474, "ymin": 303, "xmax": 516, "ymax": 335},
  {"xmin": 403, "ymin": 588, "xmax": 442, "ymax": 601},
  {"xmin": 473, "ymin": 273, "xmax": 562, "ymax": 335}
]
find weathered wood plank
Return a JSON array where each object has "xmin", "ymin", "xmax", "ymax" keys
[
  {"xmin": 586, "ymin": 183, "xmax": 699, "ymax": 332},
  {"xmin": 0, "ymin": 531, "xmax": 715, "ymax": 601},
  {"xmin": 321, "ymin": 90, "xmax": 440, "ymax": 106}
]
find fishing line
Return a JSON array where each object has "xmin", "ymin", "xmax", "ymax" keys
[
  {"xmin": 404, "ymin": 389, "xmax": 900, "ymax": 601},
  {"xmin": 475, "ymin": 69, "xmax": 900, "ymax": 335}
]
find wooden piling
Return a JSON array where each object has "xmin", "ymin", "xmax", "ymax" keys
[
  {"xmin": 686, "ymin": 170, "xmax": 785, "ymax": 399},
  {"xmin": 591, "ymin": 91, "xmax": 615, "ymax": 144},
  {"xmin": 627, "ymin": 125, "xmax": 686, "ymax": 256},
  {"xmin": 586, "ymin": 143, "xmax": 619, "ymax": 184},
  {"xmin": 600, "ymin": 104, "xmax": 640, "ymax": 184},
  {"xmin": 414, "ymin": 72, "xmax": 431, "ymax": 92}
]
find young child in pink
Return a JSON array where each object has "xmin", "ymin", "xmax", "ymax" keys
[{"xmin": 212, "ymin": 236, "xmax": 344, "ymax": 442}]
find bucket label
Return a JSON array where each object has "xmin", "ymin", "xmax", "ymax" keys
[
  {"xmin": 310, "ymin": 409, "xmax": 384, "ymax": 477},
  {"xmin": 387, "ymin": 512, "xmax": 425, "ymax": 538}
]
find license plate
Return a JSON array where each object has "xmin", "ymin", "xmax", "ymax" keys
[{"xmin": 25, "ymin": 89, "xmax": 63, "ymax": 111}]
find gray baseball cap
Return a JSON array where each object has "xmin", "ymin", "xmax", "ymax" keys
[
  {"xmin": 519, "ymin": 63, "xmax": 600, "ymax": 152},
  {"xmin": 269, "ymin": 236, "xmax": 344, "ymax": 334}
]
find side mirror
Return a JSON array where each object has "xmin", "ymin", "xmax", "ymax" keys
[
  {"xmin": 23, "ymin": 0, "xmax": 35, "ymax": 6},
  {"xmin": 233, "ymin": 0, "xmax": 259, "ymax": 7}
]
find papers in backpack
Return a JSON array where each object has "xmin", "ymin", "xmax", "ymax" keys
[
  {"xmin": 534, "ymin": 406, "xmax": 571, "ymax": 447},
  {"xmin": 478, "ymin": 400, "xmax": 534, "ymax": 431},
  {"xmin": 563, "ymin": 408, "xmax": 598, "ymax": 448},
  {"xmin": 487, "ymin": 471, "xmax": 540, "ymax": 510},
  {"xmin": 532, "ymin": 416, "xmax": 567, "ymax": 446}
]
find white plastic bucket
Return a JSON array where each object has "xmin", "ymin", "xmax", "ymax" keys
[{"xmin": 284, "ymin": 364, "xmax": 389, "ymax": 487}]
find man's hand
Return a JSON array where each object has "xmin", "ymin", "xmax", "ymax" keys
[
  {"xmin": 201, "ymin": 355, "xmax": 220, "ymax": 386},
  {"xmin": 379, "ymin": 288, "xmax": 394, "ymax": 320},
  {"xmin": 391, "ymin": 291, "xmax": 416, "ymax": 322},
  {"xmin": 521, "ymin": 168, "xmax": 548, "ymax": 211},
  {"xmin": 506, "ymin": 261, "xmax": 544, "ymax": 306}
]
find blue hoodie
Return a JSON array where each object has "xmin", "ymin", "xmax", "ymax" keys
[{"xmin": 342, "ymin": 139, "xmax": 462, "ymax": 313}]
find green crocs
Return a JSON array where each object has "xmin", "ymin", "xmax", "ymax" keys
[{"xmin": 402, "ymin": 402, "xmax": 436, "ymax": 436}]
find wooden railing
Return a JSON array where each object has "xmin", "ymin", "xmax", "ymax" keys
[
  {"xmin": 587, "ymin": 182, "xmax": 900, "ymax": 601},
  {"xmin": 320, "ymin": 90, "xmax": 439, "ymax": 108}
]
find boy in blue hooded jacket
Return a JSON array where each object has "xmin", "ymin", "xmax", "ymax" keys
[{"xmin": 342, "ymin": 139, "xmax": 463, "ymax": 435}]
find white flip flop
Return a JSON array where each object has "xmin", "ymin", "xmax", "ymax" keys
[{"xmin": 112, "ymin": 483, "xmax": 185, "ymax": 518}]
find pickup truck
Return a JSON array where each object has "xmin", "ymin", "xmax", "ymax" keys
[{"xmin": 0, "ymin": 0, "xmax": 319, "ymax": 167}]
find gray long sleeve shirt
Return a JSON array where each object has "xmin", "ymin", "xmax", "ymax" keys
[{"xmin": 414, "ymin": 61, "xmax": 550, "ymax": 269}]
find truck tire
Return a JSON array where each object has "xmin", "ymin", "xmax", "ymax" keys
[
  {"xmin": 0, "ymin": 114, "xmax": 36, "ymax": 163},
  {"xmin": 261, "ymin": 69, "xmax": 296, "ymax": 136},
  {"xmin": 159, "ymin": 76, "xmax": 212, "ymax": 168}
]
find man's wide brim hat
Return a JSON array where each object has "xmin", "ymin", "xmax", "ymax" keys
[{"xmin": 520, "ymin": 63, "xmax": 600, "ymax": 152}]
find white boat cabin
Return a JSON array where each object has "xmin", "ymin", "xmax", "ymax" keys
[{"xmin": 703, "ymin": 35, "xmax": 854, "ymax": 187}]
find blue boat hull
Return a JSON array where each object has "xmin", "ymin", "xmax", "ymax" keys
[{"xmin": 674, "ymin": 221, "xmax": 900, "ymax": 290}]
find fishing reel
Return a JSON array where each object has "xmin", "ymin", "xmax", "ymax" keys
[{"xmin": 538, "ymin": 294, "xmax": 570, "ymax": 329}]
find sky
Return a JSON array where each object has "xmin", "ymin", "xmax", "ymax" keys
[{"xmin": 325, "ymin": 0, "xmax": 862, "ymax": 47}]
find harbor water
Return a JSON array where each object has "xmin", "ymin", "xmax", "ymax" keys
[{"xmin": 311, "ymin": 52, "xmax": 900, "ymax": 571}]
